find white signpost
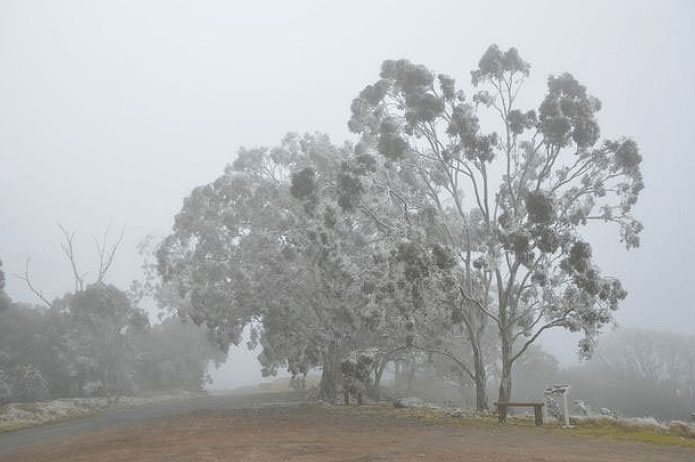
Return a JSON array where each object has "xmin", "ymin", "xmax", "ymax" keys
[{"xmin": 544, "ymin": 383, "xmax": 571, "ymax": 427}]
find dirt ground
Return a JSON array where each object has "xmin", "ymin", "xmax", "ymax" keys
[{"xmin": 4, "ymin": 403, "xmax": 694, "ymax": 462}]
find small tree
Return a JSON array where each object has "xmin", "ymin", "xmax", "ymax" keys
[
  {"xmin": 12, "ymin": 363, "xmax": 50, "ymax": 402},
  {"xmin": 69, "ymin": 283, "xmax": 149, "ymax": 395}
]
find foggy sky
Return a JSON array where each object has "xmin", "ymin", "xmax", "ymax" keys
[{"xmin": 1, "ymin": 0, "xmax": 694, "ymax": 371}]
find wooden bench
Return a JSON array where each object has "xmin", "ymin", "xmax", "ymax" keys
[{"xmin": 494, "ymin": 401, "xmax": 544, "ymax": 426}]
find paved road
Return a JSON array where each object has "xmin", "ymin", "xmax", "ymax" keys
[{"xmin": 0, "ymin": 391, "xmax": 307, "ymax": 457}]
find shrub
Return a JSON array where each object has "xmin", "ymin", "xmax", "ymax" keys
[{"xmin": 13, "ymin": 364, "xmax": 50, "ymax": 402}]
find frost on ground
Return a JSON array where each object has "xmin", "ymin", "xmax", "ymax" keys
[
  {"xmin": 369, "ymin": 397, "xmax": 695, "ymax": 441},
  {"xmin": 567, "ymin": 414, "xmax": 695, "ymax": 438},
  {"xmin": 0, "ymin": 392, "xmax": 201, "ymax": 433}
]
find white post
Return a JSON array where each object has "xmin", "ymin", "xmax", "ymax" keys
[
  {"xmin": 561, "ymin": 389, "xmax": 570, "ymax": 427},
  {"xmin": 544, "ymin": 383, "xmax": 572, "ymax": 427}
]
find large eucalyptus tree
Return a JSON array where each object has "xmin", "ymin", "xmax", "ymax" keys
[
  {"xmin": 157, "ymin": 133, "xmax": 405, "ymax": 399},
  {"xmin": 347, "ymin": 44, "xmax": 644, "ymax": 403}
]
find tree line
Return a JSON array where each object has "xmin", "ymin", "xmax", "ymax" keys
[
  {"xmin": 0, "ymin": 246, "xmax": 222, "ymax": 404},
  {"xmin": 510, "ymin": 328, "xmax": 695, "ymax": 421}
]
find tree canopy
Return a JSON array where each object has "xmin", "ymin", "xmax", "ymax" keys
[
  {"xmin": 2, "ymin": 227, "xmax": 220, "ymax": 403},
  {"xmin": 157, "ymin": 44, "xmax": 644, "ymax": 407},
  {"xmin": 347, "ymin": 45, "xmax": 643, "ymax": 402}
]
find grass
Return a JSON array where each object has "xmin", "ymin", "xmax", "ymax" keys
[
  {"xmin": 0, "ymin": 402, "xmax": 98, "ymax": 434},
  {"xmin": 0, "ymin": 391, "xmax": 200, "ymax": 434},
  {"xmin": 554, "ymin": 415, "xmax": 695, "ymax": 448},
  {"xmin": 311, "ymin": 402, "xmax": 695, "ymax": 449}
]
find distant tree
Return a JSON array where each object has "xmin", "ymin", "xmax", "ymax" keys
[
  {"xmin": 348, "ymin": 44, "xmax": 644, "ymax": 404},
  {"xmin": 595, "ymin": 328, "xmax": 695, "ymax": 412},
  {"xmin": 0, "ymin": 259, "xmax": 10, "ymax": 313},
  {"xmin": 12, "ymin": 363, "xmax": 50, "ymax": 402},
  {"xmin": 0, "ymin": 294, "xmax": 221, "ymax": 400},
  {"xmin": 0, "ymin": 365, "xmax": 10, "ymax": 404},
  {"xmin": 135, "ymin": 316, "xmax": 224, "ymax": 392},
  {"xmin": 14, "ymin": 224, "xmax": 146, "ymax": 397},
  {"xmin": 34, "ymin": 301, "xmax": 85, "ymax": 397},
  {"xmin": 0, "ymin": 303, "xmax": 36, "ymax": 402},
  {"xmin": 508, "ymin": 344, "xmax": 560, "ymax": 402},
  {"xmin": 560, "ymin": 328, "xmax": 695, "ymax": 420},
  {"xmin": 69, "ymin": 283, "xmax": 149, "ymax": 395},
  {"xmin": 0, "ymin": 302, "xmax": 57, "ymax": 402}
]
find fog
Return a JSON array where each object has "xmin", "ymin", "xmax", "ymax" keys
[{"xmin": 1, "ymin": 1, "xmax": 694, "ymax": 403}]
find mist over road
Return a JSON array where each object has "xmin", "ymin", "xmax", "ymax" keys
[{"xmin": 0, "ymin": 390, "xmax": 308, "ymax": 456}]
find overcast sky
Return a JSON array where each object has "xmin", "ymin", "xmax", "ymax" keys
[{"xmin": 1, "ymin": 0, "xmax": 693, "ymax": 374}]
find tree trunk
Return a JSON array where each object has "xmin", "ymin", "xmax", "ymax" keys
[
  {"xmin": 498, "ymin": 330, "xmax": 513, "ymax": 403},
  {"xmin": 472, "ymin": 343, "xmax": 489, "ymax": 412},
  {"xmin": 394, "ymin": 361, "xmax": 401, "ymax": 392},
  {"xmin": 372, "ymin": 357, "xmax": 389, "ymax": 401},
  {"xmin": 460, "ymin": 307, "xmax": 489, "ymax": 413},
  {"xmin": 317, "ymin": 340, "xmax": 341, "ymax": 402},
  {"xmin": 406, "ymin": 358, "xmax": 415, "ymax": 394}
]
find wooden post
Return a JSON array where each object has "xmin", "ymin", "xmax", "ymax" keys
[{"xmin": 534, "ymin": 404, "xmax": 543, "ymax": 426}]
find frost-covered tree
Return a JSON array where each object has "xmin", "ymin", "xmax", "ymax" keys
[
  {"xmin": 347, "ymin": 44, "xmax": 644, "ymax": 403},
  {"xmin": 12, "ymin": 363, "xmax": 50, "ymax": 402},
  {"xmin": 157, "ymin": 134, "xmax": 394, "ymax": 399},
  {"xmin": 158, "ymin": 132, "xmax": 460, "ymax": 401}
]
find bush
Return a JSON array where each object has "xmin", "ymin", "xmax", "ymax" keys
[
  {"xmin": 0, "ymin": 369, "xmax": 12, "ymax": 404},
  {"xmin": 13, "ymin": 364, "xmax": 50, "ymax": 402}
]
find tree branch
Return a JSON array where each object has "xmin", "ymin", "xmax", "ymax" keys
[
  {"xmin": 511, "ymin": 314, "xmax": 570, "ymax": 364},
  {"xmin": 58, "ymin": 223, "xmax": 86, "ymax": 292},
  {"xmin": 411, "ymin": 342, "xmax": 475, "ymax": 381},
  {"xmin": 14, "ymin": 257, "xmax": 53, "ymax": 309},
  {"xmin": 95, "ymin": 224, "xmax": 125, "ymax": 283}
]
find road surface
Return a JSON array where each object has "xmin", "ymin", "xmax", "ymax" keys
[
  {"xmin": 0, "ymin": 390, "xmax": 306, "ymax": 457},
  {"xmin": 2, "ymin": 391, "xmax": 693, "ymax": 461}
]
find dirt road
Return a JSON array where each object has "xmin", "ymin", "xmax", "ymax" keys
[{"xmin": 2, "ymin": 392, "xmax": 693, "ymax": 461}]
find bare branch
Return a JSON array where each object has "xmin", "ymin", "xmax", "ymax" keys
[
  {"xmin": 511, "ymin": 314, "xmax": 570, "ymax": 364},
  {"xmin": 411, "ymin": 343, "xmax": 475, "ymax": 381},
  {"xmin": 95, "ymin": 224, "xmax": 125, "ymax": 283},
  {"xmin": 458, "ymin": 285, "xmax": 500, "ymax": 324},
  {"xmin": 14, "ymin": 257, "xmax": 53, "ymax": 309},
  {"xmin": 58, "ymin": 223, "xmax": 86, "ymax": 292}
]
